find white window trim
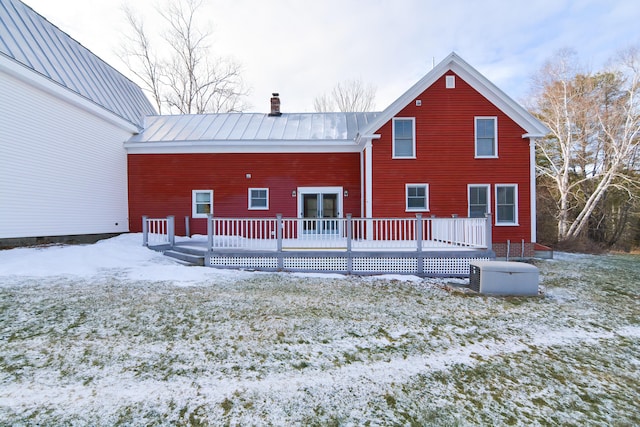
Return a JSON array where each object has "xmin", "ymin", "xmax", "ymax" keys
[
  {"xmin": 405, "ymin": 183, "xmax": 429, "ymax": 212},
  {"xmin": 467, "ymin": 184, "xmax": 491, "ymax": 218},
  {"xmin": 475, "ymin": 116, "xmax": 498, "ymax": 158},
  {"xmin": 495, "ymin": 184, "xmax": 518, "ymax": 226},
  {"xmin": 192, "ymin": 190, "xmax": 213, "ymax": 218},
  {"xmin": 248, "ymin": 188, "xmax": 269, "ymax": 210},
  {"xmin": 446, "ymin": 75, "xmax": 455, "ymax": 89},
  {"xmin": 392, "ymin": 117, "xmax": 416, "ymax": 159}
]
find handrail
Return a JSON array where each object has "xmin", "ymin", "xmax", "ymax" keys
[
  {"xmin": 204, "ymin": 214, "xmax": 490, "ymax": 252},
  {"xmin": 142, "ymin": 215, "xmax": 175, "ymax": 247}
]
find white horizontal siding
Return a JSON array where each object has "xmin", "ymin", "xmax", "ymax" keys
[{"xmin": 0, "ymin": 70, "xmax": 131, "ymax": 239}]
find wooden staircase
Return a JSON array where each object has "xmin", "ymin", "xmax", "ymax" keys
[{"xmin": 163, "ymin": 246, "xmax": 205, "ymax": 266}]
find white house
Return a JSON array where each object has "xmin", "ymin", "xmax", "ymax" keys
[{"xmin": 0, "ymin": 0, "xmax": 155, "ymax": 246}]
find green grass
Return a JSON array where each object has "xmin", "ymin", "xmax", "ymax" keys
[{"xmin": 0, "ymin": 253, "xmax": 639, "ymax": 425}]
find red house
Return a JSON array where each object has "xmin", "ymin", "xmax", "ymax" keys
[{"xmin": 126, "ymin": 53, "xmax": 548, "ymax": 259}]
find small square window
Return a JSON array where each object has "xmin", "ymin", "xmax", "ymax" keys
[
  {"xmin": 192, "ymin": 190, "xmax": 213, "ymax": 218},
  {"xmin": 249, "ymin": 188, "xmax": 269, "ymax": 210},
  {"xmin": 475, "ymin": 117, "xmax": 497, "ymax": 157},
  {"xmin": 406, "ymin": 184, "xmax": 429, "ymax": 211},
  {"xmin": 446, "ymin": 75, "xmax": 455, "ymax": 88},
  {"xmin": 393, "ymin": 118, "xmax": 416, "ymax": 158}
]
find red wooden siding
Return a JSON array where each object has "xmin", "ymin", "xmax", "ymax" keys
[
  {"xmin": 128, "ymin": 152, "xmax": 361, "ymax": 235},
  {"xmin": 370, "ymin": 72, "xmax": 532, "ymax": 244}
]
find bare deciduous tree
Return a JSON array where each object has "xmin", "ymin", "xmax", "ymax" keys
[
  {"xmin": 119, "ymin": 0, "xmax": 249, "ymax": 114},
  {"xmin": 531, "ymin": 47, "xmax": 640, "ymax": 244},
  {"xmin": 313, "ymin": 79, "xmax": 376, "ymax": 112}
]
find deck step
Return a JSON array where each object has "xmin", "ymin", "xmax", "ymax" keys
[{"xmin": 164, "ymin": 249, "xmax": 205, "ymax": 266}]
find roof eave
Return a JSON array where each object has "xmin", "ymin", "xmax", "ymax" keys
[{"xmin": 124, "ymin": 139, "xmax": 361, "ymax": 154}]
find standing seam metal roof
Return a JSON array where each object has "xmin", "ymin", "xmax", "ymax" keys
[
  {"xmin": 128, "ymin": 112, "xmax": 381, "ymax": 143},
  {"xmin": 0, "ymin": 0, "xmax": 156, "ymax": 128}
]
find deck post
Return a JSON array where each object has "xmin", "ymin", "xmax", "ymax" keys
[
  {"xmin": 207, "ymin": 213, "xmax": 213, "ymax": 251},
  {"xmin": 142, "ymin": 215, "xmax": 148, "ymax": 246},
  {"xmin": 346, "ymin": 214, "xmax": 353, "ymax": 274},
  {"xmin": 167, "ymin": 216, "xmax": 175, "ymax": 247},
  {"xmin": 416, "ymin": 214, "xmax": 424, "ymax": 275},
  {"xmin": 185, "ymin": 216, "xmax": 190, "ymax": 238},
  {"xmin": 416, "ymin": 214, "xmax": 423, "ymax": 252},
  {"xmin": 485, "ymin": 213, "xmax": 493, "ymax": 250},
  {"xmin": 276, "ymin": 214, "xmax": 283, "ymax": 270}
]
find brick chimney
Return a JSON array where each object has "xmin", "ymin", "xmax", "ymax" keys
[{"xmin": 269, "ymin": 93, "xmax": 282, "ymax": 116}]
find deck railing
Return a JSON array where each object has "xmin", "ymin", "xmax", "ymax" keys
[
  {"xmin": 142, "ymin": 215, "xmax": 175, "ymax": 247},
  {"xmin": 206, "ymin": 214, "xmax": 491, "ymax": 252}
]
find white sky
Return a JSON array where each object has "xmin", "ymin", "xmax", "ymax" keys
[{"xmin": 23, "ymin": 0, "xmax": 640, "ymax": 113}]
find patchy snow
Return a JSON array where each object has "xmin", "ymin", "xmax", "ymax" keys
[{"xmin": 0, "ymin": 235, "xmax": 638, "ymax": 425}]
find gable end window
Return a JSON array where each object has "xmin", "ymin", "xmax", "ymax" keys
[
  {"xmin": 393, "ymin": 118, "xmax": 416, "ymax": 158},
  {"xmin": 248, "ymin": 188, "xmax": 269, "ymax": 210},
  {"xmin": 475, "ymin": 117, "xmax": 497, "ymax": 158},
  {"xmin": 192, "ymin": 190, "xmax": 213, "ymax": 218},
  {"xmin": 495, "ymin": 184, "xmax": 518, "ymax": 225},
  {"xmin": 406, "ymin": 184, "xmax": 429, "ymax": 211},
  {"xmin": 468, "ymin": 184, "xmax": 490, "ymax": 218}
]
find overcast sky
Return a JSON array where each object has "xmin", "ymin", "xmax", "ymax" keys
[{"xmin": 23, "ymin": 0, "xmax": 640, "ymax": 113}]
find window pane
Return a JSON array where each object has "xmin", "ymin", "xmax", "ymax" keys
[
  {"xmin": 394, "ymin": 119, "xmax": 414, "ymax": 157},
  {"xmin": 196, "ymin": 192, "xmax": 210, "ymax": 203},
  {"xmin": 469, "ymin": 186, "xmax": 488, "ymax": 218},
  {"xmin": 477, "ymin": 119, "xmax": 494, "ymax": 137},
  {"xmin": 496, "ymin": 186, "xmax": 515, "ymax": 223},
  {"xmin": 407, "ymin": 185, "xmax": 427, "ymax": 210},
  {"xmin": 476, "ymin": 118, "xmax": 495, "ymax": 156},
  {"xmin": 395, "ymin": 139, "xmax": 413, "ymax": 157},
  {"xmin": 476, "ymin": 138, "xmax": 494, "ymax": 156},
  {"xmin": 196, "ymin": 203, "xmax": 210, "ymax": 214},
  {"xmin": 470, "ymin": 206, "xmax": 486, "ymax": 218}
]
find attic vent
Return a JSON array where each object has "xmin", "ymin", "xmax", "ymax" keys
[
  {"xmin": 446, "ymin": 75, "xmax": 455, "ymax": 89},
  {"xmin": 269, "ymin": 93, "xmax": 282, "ymax": 116}
]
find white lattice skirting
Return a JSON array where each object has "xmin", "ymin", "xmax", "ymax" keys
[{"xmin": 207, "ymin": 251, "xmax": 493, "ymax": 277}]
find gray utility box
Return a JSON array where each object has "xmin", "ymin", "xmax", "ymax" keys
[{"xmin": 469, "ymin": 261, "xmax": 539, "ymax": 296}]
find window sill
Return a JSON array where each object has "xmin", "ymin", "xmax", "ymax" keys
[
  {"xmin": 475, "ymin": 155, "xmax": 498, "ymax": 159},
  {"xmin": 495, "ymin": 222, "xmax": 519, "ymax": 227},
  {"xmin": 406, "ymin": 209, "xmax": 430, "ymax": 213},
  {"xmin": 248, "ymin": 208, "xmax": 269, "ymax": 211}
]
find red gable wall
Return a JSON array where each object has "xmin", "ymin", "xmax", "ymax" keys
[
  {"xmin": 370, "ymin": 72, "xmax": 532, "ymax": 248},
  {"xmin": 128, "ymin": 152, "xmax": 361, "ymax": 235}
]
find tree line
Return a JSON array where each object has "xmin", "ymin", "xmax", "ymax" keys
[
  {"xmin": 529, "ymin": 48, "xmax": 640, "ymax": 251},
  {"xmin": 119, "ymin": 1, "xmax": 639, "ymax": 251}
]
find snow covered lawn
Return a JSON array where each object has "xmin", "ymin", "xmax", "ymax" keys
[{"xmin": 1, "ymin": 234, "xmax": 638, "ymax": 425}]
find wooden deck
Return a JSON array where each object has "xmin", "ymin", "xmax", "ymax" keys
[{"xmin": 144, "ymin": 215, "xmax": 496, "ymax": 277}]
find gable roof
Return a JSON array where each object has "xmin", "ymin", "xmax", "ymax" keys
[
  {"xmin": 125, "ymin": 112, "xmax": 380, "ymax": 153},
  {"xmin": 0, "ymin": 0, "xmax": 155, "ymax": 128},
  {"xmin": 359, "ymin": 52, "xmax": 548, "ymax": 139}
]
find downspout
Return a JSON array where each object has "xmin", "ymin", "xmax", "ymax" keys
[
  {"xmin": 356, "ymin": 134, "xmax": 380, "ymax": 220},
  {"xmin": 365, "ymin": 140, "xmax": 373, "ymax": 219},
  {"xmin": 529, "ymin": 137, "xmax": 537, "ymax": 244},
  {"xmin": 360, "ymin": 150, "xmax": 365, "ymax": 218}
]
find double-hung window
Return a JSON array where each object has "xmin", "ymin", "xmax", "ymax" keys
[
  {"xmin": 475, "ymin": 117, "xmax": 497, "ymax": 157},
  {"xmin": 406, "ymin": 184, "xmax": 429, "ymax": 211},
  {"xmin": 495, "ymin": 184, "xmax": 518, "ymax": 225},
  {"xmin": 192, "ymin": 190, "xmax": 213, "ymax": 218},
  {"xmin": 393, "ymin": 118, "xmax": 416, "ymax": 158},
  {"xmin": 248, "ymin": 188, "xmax": 269, "ymax": 210},
  {"xmin": 468, "ymin": 185, "xmax": 490, "ymax": 218}
]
